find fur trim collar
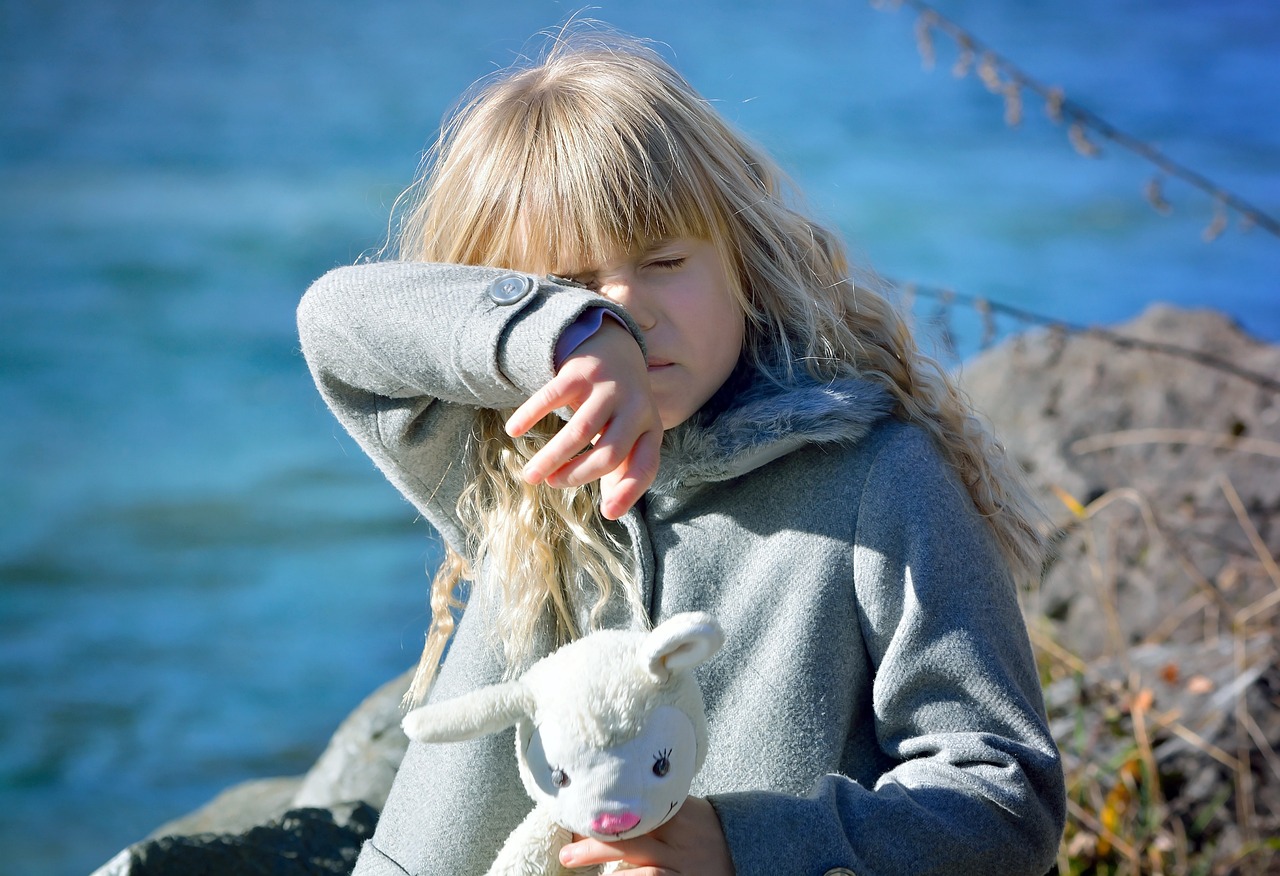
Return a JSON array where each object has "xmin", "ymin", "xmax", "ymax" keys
[{"xmin": 652, "ymin": 372, "xmax": 895, "ymax": 494}]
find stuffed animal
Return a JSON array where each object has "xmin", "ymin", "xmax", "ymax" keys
[{"xmin": 401, "ymin": 612, "xmax": 725, "ymax": 876}]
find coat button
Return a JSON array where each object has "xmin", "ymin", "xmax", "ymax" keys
[
  {"xmin": 823, "ymin": 870, "xmax": 857, "ymax": 876},
  {"xmin": 487, "ymin": 273, "xmax": 535, "ymax": 305}
]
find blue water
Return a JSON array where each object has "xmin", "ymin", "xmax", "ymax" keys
[{"xmin": 1, "ymin": 1, "xmax": 1276, "ymax": 873}]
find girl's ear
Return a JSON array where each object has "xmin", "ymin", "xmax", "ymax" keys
[
  {"xmin": 401, "ymin": 681, "xmax": 532, "ymax": 743},
  {"xmin": 643, "ymin": 613, "xmax": 724, "ymax": 680}
]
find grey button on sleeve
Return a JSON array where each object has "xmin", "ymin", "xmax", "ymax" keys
[{"xmin": 487, "ymin": 273, "xmax": 536, "ymax": 305}]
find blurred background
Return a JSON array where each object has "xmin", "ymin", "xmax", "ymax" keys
[{"xmin": 1, "ymin": 0, "xmax": 1276, "ymax": 872}]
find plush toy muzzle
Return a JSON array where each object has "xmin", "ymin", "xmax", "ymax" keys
[
  {"xmin": 402, "ymin": 612, "xmax": 724, "ymax": 876},
  {"xmin": 521, "ymin": 701, "xmax": 698, "ymax": 840}
]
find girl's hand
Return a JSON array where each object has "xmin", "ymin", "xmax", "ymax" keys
[
  {"xmin": 557, "ymin": 797, "xmax": 734, "ymax": 875},
  {"xmin": 505, "ymin": 319, "xmax": 663, "ymax": 520}
]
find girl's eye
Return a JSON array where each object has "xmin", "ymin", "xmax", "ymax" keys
[
  {"xmin": 652, "ymin": 749, "xmax": 672, "ymax": 778},
  {"xmin": 646, "ymin": 257, "xmax": 685, "ymax": 271},
  {"xmin": 551, "ymin": 768, "xmax": 571, "ymax": 788}
]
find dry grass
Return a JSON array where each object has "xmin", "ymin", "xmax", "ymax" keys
[{"xmin": 1030, "ymin": 465, "xmax": 1280, "ymax": 875}]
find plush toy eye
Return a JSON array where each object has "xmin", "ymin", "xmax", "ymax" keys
[
  {"xmin": 551, "ymin": 768, "xmax": 571, "ymax": 788},
  {"xmin": 652, "ymin": 749, "xmax": 672, "ymax": 778}
]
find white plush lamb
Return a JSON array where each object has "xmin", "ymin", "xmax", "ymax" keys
[{"xmin": 401, "ymin": 612, "xmax": 724, "ymax": 876}]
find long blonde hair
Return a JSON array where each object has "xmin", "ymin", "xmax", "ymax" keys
[{"xmin": 395, "ymin": 28, "xmax": 1048, "ymax": 705}]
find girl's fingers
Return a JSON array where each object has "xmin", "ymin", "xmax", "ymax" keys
[
  {"xmin": 544, "ymin": 431, "xmax": 624, "ymax": 488},
  {"xmin": 520, "ymin": 399, "xmax": 612, "ymax": 484},
  {"xmin": 505, "ymin": 320, "xmax": 660, "ymax": 509},
  {"xmin": 559, "ymin": 798, "xmax": 731, "ymax": 874},
  {"xmin": 598, "ymin": 427, "xmax": 662, "ymax": 519},
  {"xmin": 544, "ymin": 393, "xmax": 659, "ymax": 488},
  {"xmin": 505, "ymin": 375, "xmax": 577, "ymax": 438},
  {"xmin": 511, "ymin": 379, "xmax": 660, "ymax": 492},
  {"xmin": 559, "ymin": 837, "xmax": 656, "ymax": 869}
]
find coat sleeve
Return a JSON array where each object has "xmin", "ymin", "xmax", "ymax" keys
[
  {"xmin": 709, "ymin": 427, "xmax": 1066, "ymax": 876},
  {"xmin": 296, "ymin": 260, "xmax": 639, "ymax": 551},
  {"xmin": 299, "ymin": 262, "xmax": 645, "ymax": 873}
]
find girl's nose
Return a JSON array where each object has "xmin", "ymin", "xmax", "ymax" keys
[
  {"xmin": 590, "ymin": 810, "xmax": 642, "ymax": 835},
  {"xmin": 598, "ymin": 280, "xmax": 656, "ymax": 331}
]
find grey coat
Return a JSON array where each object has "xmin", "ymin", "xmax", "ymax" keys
[{"xmin": 297, "ymin": 262, "xmax": 1066, "ymax": 876}]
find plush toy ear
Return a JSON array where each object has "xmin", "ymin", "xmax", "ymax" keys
[
  {"xmin": 643, "ymin": 612, "xmax": 724, "ymax": 680},
  {"xmin": 401, "ymin": 681, "xmax": 532, "ymax": 743}
]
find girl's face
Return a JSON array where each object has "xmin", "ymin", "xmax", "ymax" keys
[{"xmin": 567, "ymin": 238, "xmax": 745, "ymax": 430}]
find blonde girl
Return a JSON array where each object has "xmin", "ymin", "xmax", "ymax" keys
[{"xmin": 299, "ymin": 27, "xmax": 1065, "ymax": 876}]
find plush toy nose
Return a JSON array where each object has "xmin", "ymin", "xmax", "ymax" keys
[{"xmin": 591, "ymin": 811, "xmax": 642, "ymax": 835}]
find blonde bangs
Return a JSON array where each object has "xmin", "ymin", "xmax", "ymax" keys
[
  {"xmin": 402, "ymin": 46, "xmax": 724, "ymax": 274},
  {"xmin": 516, "ymin": 81, "xmax": 719, "ymax": 274}
]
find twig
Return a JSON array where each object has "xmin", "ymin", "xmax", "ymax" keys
[
  {"xmin": 1219, "ymin": 474, "xmax": 1280, "ymax": 594},
  {"xmin": 874, "ymin": 0, "xmax": 1280, "ymax": 241},
  {"xmin": 1233, "ymin": 633, "xmax": 1259, "ymax": 860},
  {"xmin": 1147, "ymin": 708, "xmax": 1242, "ymax": 772},
  {"xmin": 1086, "ymin": 487, "xmax": 1231, "ymax": 616},
  {"xmin": 1082, "ymin": 500, "xmax": 1129, "ymax": 660},
  {"xmin": 1071, "ymin": 429, "xmax": 1280, "ymax": 461},
  {"xmin": 1029, "ymin": 625, "xmax": 1090, "ymax": 676},
  {"xmin": 1237, "ymin": 588, "xmax": 1280, "ymax": 626},
  {"xmin": 1066, "ymin": 796, "xmax": 1140, "ymax": 861},
  {"xmin": 892, "ymin": 281, "xmax": 1280, "ymax": 395},
  {"xmin": 1129, "ymin": 676, "xmax": 1167, "ymax": 820},
  {"xmin": 1242, "ymin": 706, "xmax": 1280, "ymax": 783},
  {"xmin": 1145, "ymin": 591, "xmax": 1212, "ymax": 646}
]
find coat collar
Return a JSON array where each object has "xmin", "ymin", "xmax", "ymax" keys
[{"xmin": 651, "ymin": 366, "xmax": 896, "ymax": 494}]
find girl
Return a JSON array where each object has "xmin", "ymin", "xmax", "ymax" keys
[{"xmin": 298, "ymin": 28, "xmax": 1066, "ymax": 876}]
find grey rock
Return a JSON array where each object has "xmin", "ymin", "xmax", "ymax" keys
[
  {"xmin": 90, "ymin": 673, "xmax": 412, "ymax": 875},
  {"xmin": 291, "ymin": 669, "xmax": 413, "ymax": 812},
  {"xmin": 960, "ymin": 304, "xmax": 1280, "ymax": 660},
  {"xmin": 92, "ymin": 804, "xmax": 377, "ymax": 876},
  {"xmin": 147, "ymin": 776, "xmax": 304, "ymax": 840}
]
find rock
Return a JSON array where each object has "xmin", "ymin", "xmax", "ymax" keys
[
  {"xmin": 147, "ymin": 776, "xmax": 304, "ymax": 840},
  {"xmin": 290, "ymin": 669, "xmax": 413, "ymax": 812},
  {"xmin": 960, "ymin": 304, "xmax": 1280, "ymax": 660},
  {"xmin": 1043, "ymin": 634, "xmax": 1273, "ymax": 779},
  {"xmin": 91, "ymin": 804, "xmax": 377, "ymax": 876},
  {"xmin": 92, "ymin": 673, "xmax": 411, "ymax": 875}
]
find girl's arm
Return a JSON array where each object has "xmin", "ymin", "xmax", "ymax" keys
[{"xmin": 296, "ymin": 261, "xmax": 651, "ymax": 543}]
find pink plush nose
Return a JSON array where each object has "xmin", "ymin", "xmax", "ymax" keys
[{"xmin": 591, "ymin": 811, "xmax": 642, "ymax": 835}]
